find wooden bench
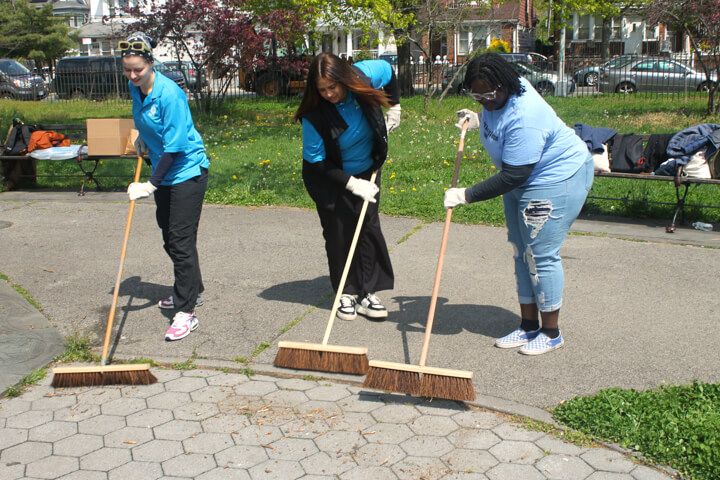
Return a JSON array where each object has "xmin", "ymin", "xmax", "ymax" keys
[
  {"xmin": 1, "ymin": 123, "xmax": 138, "ymax": 195},
  {"xmin": 588, "ymin": 134, "xmax": 720, "ymax": 233}
]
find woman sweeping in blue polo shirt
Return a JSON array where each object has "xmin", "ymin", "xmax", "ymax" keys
[{"xmin": 121, "ymin": 32, "xmax": 210, "ymax": 341}]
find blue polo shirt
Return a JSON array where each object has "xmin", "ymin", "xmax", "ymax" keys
[
  {"xmin": 301, "ymin": 60, "xmax": 392, "ymax": 175},
  {"xmin": 130, "ymin": 71, "xmax": 209, "ymax": 185},
  {"xmin": 480, "ymin": 77, "xmax": 588, "ymax": 186}
]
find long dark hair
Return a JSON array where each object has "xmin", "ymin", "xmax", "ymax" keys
[
  {"xmin": 294, "ymin": 52, "xmax": 390, "ymax": 121},
  {"xmin": 463, "ymin": 53, "xmax": 525, "ymax": 96}
]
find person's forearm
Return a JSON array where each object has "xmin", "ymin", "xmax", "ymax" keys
[{"xmin": 465, "ymin": 163, "xmax": 534, "ymax": 202}]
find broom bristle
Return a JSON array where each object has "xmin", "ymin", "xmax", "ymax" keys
[
  {"xmin": 52, "ymin": 369, "xmax": 157, "ymax": 388},
  {"xmin": 364, "ymin": 365, "xmax": 421, "ymax": 395},
  {"xmin": 274, "ymin": 346, "xmax": 369, "ymax": 375},
  {"xmin": 419, "ymin": 373, "xmax": 475, "ymax": 402}
]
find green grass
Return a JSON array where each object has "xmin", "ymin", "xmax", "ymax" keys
[
  {"xmin": 553, "ymin": 381, "xmax": 720, "ymax": 480},
  {"xmin": 5, "ymin": 369, "xmax": 46, "ymax": 398},
  {"xmin": 2, "ymin": 94, "xmax": 719, "ymax": 223}
]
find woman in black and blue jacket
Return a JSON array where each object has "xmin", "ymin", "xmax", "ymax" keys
[{"xmin": 294, "ymin": 52, "xmax": 401, "ymax": 321}]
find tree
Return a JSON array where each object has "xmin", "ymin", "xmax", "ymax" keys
[
  {"xmin": 0, "ymin": 0, "xmax": 77, "ymax": 69},
  {"xmin": 646, "ymin": 0, "xmax": 720, "ymax": 114},
  {"xmin": 127, "ymin": 0, "xmax": 308, "ymax": 113}
]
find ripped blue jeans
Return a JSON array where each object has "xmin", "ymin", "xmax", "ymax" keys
[{"xmin": 503, "ymin": 155, "xmax": 593, "ymax": 312}]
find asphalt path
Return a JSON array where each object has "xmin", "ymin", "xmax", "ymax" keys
[{"xmin": 1, "ymin": 191, "xmax": 718, "ymax": 411}]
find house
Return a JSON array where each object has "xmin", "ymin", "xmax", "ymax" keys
[{"xmin": 444, "ymin": 0, "xmax": 538, "ymax": 64}]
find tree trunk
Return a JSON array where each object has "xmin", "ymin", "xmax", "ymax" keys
[
  {"xmin": 396, "ymin": 35, "xmax": 413, "ymax": 96},
  {"xmin": 601, "ymin": 18, "xmax": 611, "ymax": 61}
]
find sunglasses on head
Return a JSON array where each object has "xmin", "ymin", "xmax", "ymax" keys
[
  {"xmin": 466, "ymin": 90, "xmax": 497, "ymax": 102},
  {"xmin": 118, "ymin": 40, "xmax": 151, "ymax": 52}
]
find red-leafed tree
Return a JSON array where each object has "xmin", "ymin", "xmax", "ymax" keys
[
  {"xmin": 126, "ymin": 0, "xmax": 309, "ymax": 112},
  {"xmin": 647, "ymin": 0, "xmax": 720, "ymax": 114}
]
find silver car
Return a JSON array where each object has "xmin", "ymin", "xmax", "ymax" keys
[
  {"xmin": 511, "ymin": 62, "xmax": 575, "ymax": 96},
  {"xmin": 599, "ymin": 57, "xmax": 717, "ymax": 94}
]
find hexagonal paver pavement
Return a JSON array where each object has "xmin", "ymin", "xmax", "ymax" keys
[{"xmin": 0, "ymin": 367, "xmax": 675, "ymax": 480}]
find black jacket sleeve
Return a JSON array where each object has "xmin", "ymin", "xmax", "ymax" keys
[
  {"xmin": 383, "ymin": 68, "xmax": 400, "ymax": 106},
  {"xmin": 149, "ymin": 151, "xmax": 176, "ymax": 187},
  {"xmin": 465, "ymin": 162, "xmax": 535, "ymax": 203},
  {"xmin": 303, "ymin": 159, "xmax": 352, "ymax": 186}
]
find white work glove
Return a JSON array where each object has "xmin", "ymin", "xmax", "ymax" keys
[
  {"xmin": 385, "ymin": 104, "xmax": 401, "ymax": 134},
  {"xmin": 346, "ymin": 176, "xmax": 379, "ymax": 203},
  {"xmin": 127, "ymin": 181, "xmax": 157, "ymax": 201},
  {"xmin": 134, "ymin": 136, "xmax": 148, "ymax": 155},
  {"xmin": 455, "ymin": 109, "xmax": 480, "ymax": 131},
  {"xmin": 443, "ymin": 188, "xmax": 467, "ymax": 209}
]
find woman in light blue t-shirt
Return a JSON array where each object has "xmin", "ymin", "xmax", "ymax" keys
[{"xmin": 444, "ymin": 53, "xmax": 593, "ymax": 356}]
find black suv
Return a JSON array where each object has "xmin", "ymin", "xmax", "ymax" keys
[
  {"xmin": 52, "ymin": 56, "xmax": 185, "ymax": 100},
  {"xmin": 0, "ymin": 59, "xmax": 48, "ymax": 100}
]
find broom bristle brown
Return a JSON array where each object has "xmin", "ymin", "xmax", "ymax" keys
[
  {"xmin": 419, "ymin": 373, "xmax": 475, "ymax": 402},
  {"xmin": 274, "ymin": 346, "xmax": 369, "ymax": 375},
  {"xmin": 52, "ymin": 369, "xmax": 157, "ymax": 388},
  {"xmin": 364, "ymin": 365, "xmax": 421, "ymax": 395}
]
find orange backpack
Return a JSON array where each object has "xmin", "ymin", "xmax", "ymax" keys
[{"xmin": 27, "ymin": 130, "xmax": 71, "ymax": 152}]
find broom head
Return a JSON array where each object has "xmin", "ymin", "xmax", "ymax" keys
[
  {"xmin": 363, "ymin": 360, "xmax": 422, "ymax": 395},
  {"xmin": 52, "ymin": 363, "xmax": 157, "ymax": 388},
  {"xmin": 418, "ymin": 365, "xmax": 475, "ymax": 402},
  {"xmin": 275, "ymin": 341, "xmax": 369, "ymax": 375}
]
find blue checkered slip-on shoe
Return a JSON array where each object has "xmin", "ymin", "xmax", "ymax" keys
[
  {"xmin": 519, "ymin": 332, "xmax": 564, "ymax": 355},
  {"xmin": 494, "ymin": 328, "xmax": 541, "ymax": 349}
]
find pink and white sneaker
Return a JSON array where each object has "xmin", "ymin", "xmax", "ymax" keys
[{"xmin": 165, "ymin": 311, "xmax": 198, "ymax": 341}]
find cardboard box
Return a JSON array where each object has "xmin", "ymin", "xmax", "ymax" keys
[
  {"xmin": 124, "ymin": 129, "xmax": 140, "ymax": 156},
  {"xmin": 86, "ymin": 119, "xmax": 135, "ymax": 156}
]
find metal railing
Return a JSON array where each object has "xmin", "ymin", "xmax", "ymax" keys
[{"xmin": 2, "ymin": 54, "xmax": 716, "ymax": 103}]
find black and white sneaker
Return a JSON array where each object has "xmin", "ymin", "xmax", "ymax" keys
[
  {"xmin": 337, "ymin": 294, "xmax": 357, "ymax": 321},
  {"xmin": 357, "ymin": 293, "xmax": 388, "ymax": 319}
]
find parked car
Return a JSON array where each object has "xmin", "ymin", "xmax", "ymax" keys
[
  {"xmin": 443, "ymin": 60, "xmax": 574, "ymax": 97},
  {"xmin": 163, "ymin": 60, "xmax": 207, "ymax": 91},
  {"xmin": 573, "ymin": 55, "xmax": 638, "ymax": 87},
  {"xmin": 599, "ymin": 57, "xmax": 718, "ymax": 94},
  {"xmin": 0, "ymin": 59, "xmax": 48, "ymax": 100},
  {"xmin": 53, "ymin": 56, "xmax": 185, "ymax": 100},
  {"xmin": 511, "ymin": 61, "xmax": 575, "ymax": 96}
]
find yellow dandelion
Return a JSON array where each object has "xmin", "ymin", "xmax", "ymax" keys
[{"xmin": 232, "ymin": 175, "xmax": 237, "ymax": 179}]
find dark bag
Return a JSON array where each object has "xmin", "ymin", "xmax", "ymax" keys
[
  {"xmin": 3, "ymin": 119, "xmax": 39, "ymax": 156},
  {"xmin": 609, "ymin": 133, "xmax": 646, "ymax": 173}
]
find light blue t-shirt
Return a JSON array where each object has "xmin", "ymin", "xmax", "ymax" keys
[
  {"xmin": 301, "ymin": 60, "xmax": 392, "ymax": 175},
  {"xmin": 479, "ymin": 77, "xmax": 588, "ymax": 186},
  {"xmin": 130, "ymin": 71, "xmax": 209, "ymax": 185}
]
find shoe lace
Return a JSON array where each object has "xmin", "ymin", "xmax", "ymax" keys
[
  {"xmin": 340, "ymin": 295, "xmax": 354, "ymax": 308},
  {"xmin": 365, "ymin": 293, "xmax": 380, "ymax": 305},
  {"xmin": 173, "ymin": 312, "xmax": 194, "ymax": 325}
]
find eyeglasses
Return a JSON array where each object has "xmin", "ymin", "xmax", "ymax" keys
[
  {"xmin": 118, "ymin": 41, "xmax": 151, "ymax": 52},
  {"xmin": 467, "ymin": 90, "xmax": 497, "ymax": 102}
]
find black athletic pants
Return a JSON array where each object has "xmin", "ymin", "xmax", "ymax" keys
[
  {"xmin": 315, "ymin": 168, "xmax": 394, "ymax": 297},
  {"xmin": 154, "ymin": 168, "xmax": 207, "ymax": 313}
]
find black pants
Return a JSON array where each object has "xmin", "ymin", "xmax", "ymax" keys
[
  {"xmin": 315, "ymin": 169, "xmax": 394, "ymax": 297},
  {"xmin": 154, "ymin": 168, "xmax": 207, "ymax": 313}
]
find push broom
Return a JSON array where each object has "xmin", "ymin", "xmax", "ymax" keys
[
  {"xmin": 52, "ymin": 155, "xmax": 157, "ymax": 387},
  {"xmin": 274, "ymin": 172, "xmax": 378, "ymax": 375},
  {"xmin": 364, "ymin": 120, "xmax": 476, "ymax": 401}
]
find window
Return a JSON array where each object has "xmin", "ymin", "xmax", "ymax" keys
[
  {"xmin": 577, "ymin": 15, "xmax": 591, "ymax": 40},
  {"xmin": 633, "ymin": 61, "xmax": 656, "ymax": 72}
]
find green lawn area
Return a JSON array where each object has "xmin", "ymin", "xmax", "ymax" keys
[
  {"xmin": 3, "ymin": 94, "xmax": 720, "ymax": 224},
  {"xmin": 3, "ymin": 94, "xmax": 720, "ymax": 479}
]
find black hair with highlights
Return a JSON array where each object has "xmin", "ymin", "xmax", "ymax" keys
[{"xmin": 463, "ymin": 53, "xmax": 525, "ymax": 97}]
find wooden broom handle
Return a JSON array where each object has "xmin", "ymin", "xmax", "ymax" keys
[
  {"xmin": 100, "ymin": 155, "xmax": 144, "ymax": 365},
  {"xmin": 419, "ymin": 118, "xmax": 469, "ymax": 367},
  {"xmin": 322, "ymin": 171, "xmax": 378, "ymax": 345}
]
